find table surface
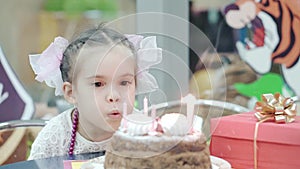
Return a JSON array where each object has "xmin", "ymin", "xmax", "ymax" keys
[{"xmin": 0, "ymin": 151, "xmax": 105, "ymax": 169}]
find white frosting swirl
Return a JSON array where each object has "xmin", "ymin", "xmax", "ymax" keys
[
  {"xmin": 160, "ymin": 113, "xmax": 189, "ymax": 136},
  {"xmin": 193, "ymin": 115, "xmax": 203, "ymax": 133},
  {"xmin": 120, "ymin": 113, "xmax": 153, "ymax": 136},
  {"xmin": 161, "ymin": 113, "xmax": 203, "ymax": 136}
]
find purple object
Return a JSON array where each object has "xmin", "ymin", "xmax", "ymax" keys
[{"xmin": 0, "ymin": 47, "xmax": 34, "ymax": 122}]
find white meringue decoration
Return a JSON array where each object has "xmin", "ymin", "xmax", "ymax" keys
[
  {"xmin": 193, "ymin": 115, "xmax": 203, "ymax": 133},
  {"xmin": 121, "ymin": 113, "xmax": 153, "ymax": 136},
  {"xmin": 160, "ymin": 113, "xmax": 189, "ymax": 136}
]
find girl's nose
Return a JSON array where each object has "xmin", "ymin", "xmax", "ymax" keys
[{"xmin": 106, "ymin": 92, "xmax": 120, "ymax": 103}]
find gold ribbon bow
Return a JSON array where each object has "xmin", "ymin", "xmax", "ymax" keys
[
  {"xmin": 254, "ymin": 93, "xmax": 297, "ymax": 123},
  {"xmin": 253, "ymin": 93, "xmax": 297, "ymax": 169}
]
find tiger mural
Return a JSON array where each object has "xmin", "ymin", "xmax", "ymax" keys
[{"xmin": 224, "ymin": 0, "xmax": 300, "ymax": 97}]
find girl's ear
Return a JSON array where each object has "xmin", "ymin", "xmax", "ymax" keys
[{"xmin": 62, "ymin": 82, "xmax": 76, "ymax": 104}]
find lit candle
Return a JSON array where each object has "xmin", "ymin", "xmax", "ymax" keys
[
  {"xmin": 181, "ymin": 94, "xmax": 197, "ymax": 133},
  {"xmin": 123, "ymin": 102, "xmax": 127, "ymax": 128},
  {"xmin": 143, "ymin": 97, "xmax": 148, "ymax": 115}
]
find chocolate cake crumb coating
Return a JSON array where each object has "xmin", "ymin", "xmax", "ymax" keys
[{"xmin": 104, "ymin": 131, "xmax": 211, "ymax": 169}]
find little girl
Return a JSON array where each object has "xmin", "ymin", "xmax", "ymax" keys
[{"xmin": 28, "ymin": 24, "xmax": 162, "ymax": 160}]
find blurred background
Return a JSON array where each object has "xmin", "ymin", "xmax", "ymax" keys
[
  {"xmin": 0, "ymin": 0, "xmax": 137, "ymax": 119},
  {"xmin": 0, "ymin": 0, "xmax": 245, "ymax": 119}
]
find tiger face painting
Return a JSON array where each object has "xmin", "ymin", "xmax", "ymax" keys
[{"xmin": 224, "ymin": 0, "xmax": 300, "ymax": 97}]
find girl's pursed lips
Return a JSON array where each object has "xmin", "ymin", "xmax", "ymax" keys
[{"xmin": 107, "ymin": 110, "xmax": 122, "ymax": 119}]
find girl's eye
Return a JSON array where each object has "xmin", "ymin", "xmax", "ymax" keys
[
  {"xmin": 94, "ymin": 82, "xmax": 104, "ymax": 87},
  {"xmin": 120, "ymin": 81, "xmax": 132, "ymax": 86}
]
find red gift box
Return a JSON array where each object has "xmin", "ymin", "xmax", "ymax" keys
[{"xmin": 210, "ymin": 112, "xmax": 300, "ymax": 169}]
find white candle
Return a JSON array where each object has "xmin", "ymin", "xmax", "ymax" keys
[
  {"xmin": 123, "ymin": 102, "xmax": 127, "ymax": 128},
  {"xmin": 143, "ymin": 97, "xmax": 148, "ymax": 115},
  {"xmin": 151, "ymin": 105, "xmax": 156, "ymax": 130},
  {"xmin": 181, "ymin": 94, "xmax": 197, "ymax": 133}
]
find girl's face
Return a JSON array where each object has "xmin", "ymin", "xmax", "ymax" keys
[{"xmin": 72, "ymin": 45, "xmax": 136, "ymax": 134}]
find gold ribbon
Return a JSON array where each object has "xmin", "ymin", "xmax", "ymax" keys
[
  {"xmin": 254, "ymin": 93, "xmax": 297, "ymax": 123},
  {"xmin": 253, "ymin": 93, "xmax": 297, "ymax": 169}
]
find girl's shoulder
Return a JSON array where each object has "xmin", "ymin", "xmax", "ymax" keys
[
  {"xmin": 40, "ymin": 108, "xmax": 73, "ymax": 133},
  {"xmin": 28, "ymin": 108, "xmax": 74, "ymax": 159}
]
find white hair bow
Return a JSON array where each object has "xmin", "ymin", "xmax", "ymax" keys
[
  {"xmin": 29, "ymin": 37, "xmax": 68, "ymax": 96},
  {"xmin": 126, "ymin": 34, "xmax": 162, "ymax": 95}
]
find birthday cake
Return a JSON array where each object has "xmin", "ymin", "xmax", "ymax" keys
[{"xmin": 104, "ymin": 112, "xmax": 211, "ymax": 169}]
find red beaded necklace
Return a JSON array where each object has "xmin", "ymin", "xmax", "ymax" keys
[{"xmin": 69, "ymin": 108, "xmax": 79, "ymax": 155}]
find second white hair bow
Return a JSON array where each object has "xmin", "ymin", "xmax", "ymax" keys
[{"xmin": 126, "ymin": 34, "xmax": 163, "ymax": 95}]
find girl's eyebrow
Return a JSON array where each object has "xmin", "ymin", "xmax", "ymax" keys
[
  {"xmin": 86, "ymin": 75, "xmax": 105, "ymax": 80},
  {"xmin": 120, "ymin": 73, "xmax": 134, "ymax": 77},
  {"xmin": 86, "ymin": 73, "xmax": 134, "ymax": 79}
]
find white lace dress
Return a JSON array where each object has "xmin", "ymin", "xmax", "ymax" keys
[{"xmin": 28, "ymin": 108, "xmax": 109, "ymax": 160}]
